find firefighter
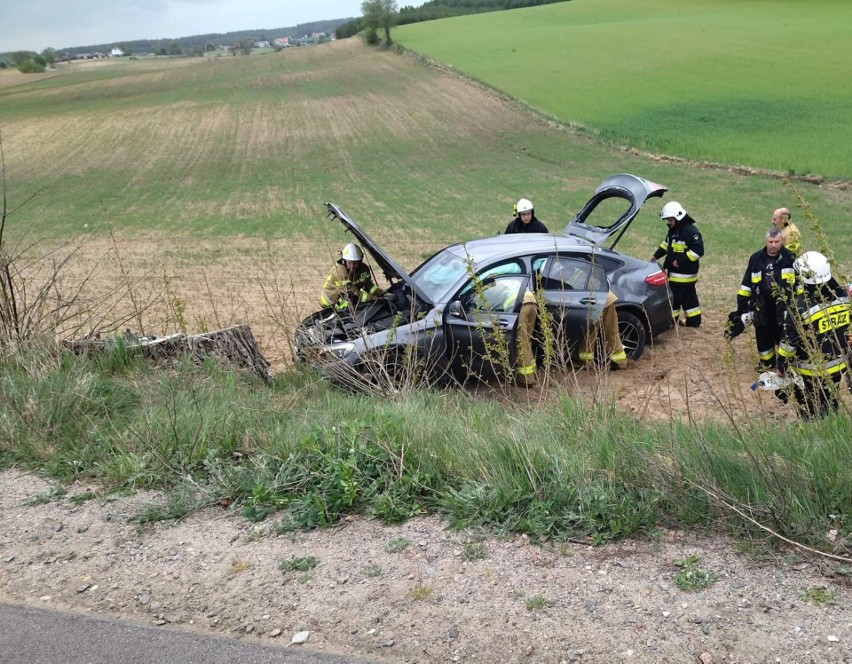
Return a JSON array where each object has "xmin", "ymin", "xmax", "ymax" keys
[
  {"xmin": 578, "ymin": 289, "xmax": 628, "ymax": 370},
  {"xmin": 487, "ymin": 279, "xmax": 539, "ymax": 387},
  {"xmin": 730, "ymin": 228, "xmax": 798, "ymax": 370},
  {"xmin": 777, "ymin": 251, "xmax": 851, "ymax": 418},
  {"xmin": 515, "ymin": 288, "xmax": 539, "ymax": 387},
  {"xmin": 319, "ymin": 243, "xmax": 383, "ymax": 310},
  {"xmin": 771, "ymin": 207, "xmax": 803, "ymax": 257},
  {"xmin": 650, "ymin": 201, "xmax": 704, "ymax": 327},
  {"xmin": 505, "ymin": 198, "xmax": 549, "ymax": 234}
]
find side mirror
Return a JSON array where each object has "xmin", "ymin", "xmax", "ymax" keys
[{"xmin": 448, "ymin": 301, "xmax": 464, "ymax": 318}]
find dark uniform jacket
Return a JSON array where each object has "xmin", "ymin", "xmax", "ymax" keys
[
  {"xmin": 736, "ymin": 246, "xmax": 797, "ymax": 326},
  {"xmin": 651, "ymin": 216, "xmax": 703, "ymax": 284},
  {"xmin": 504, "ymin": 216, "xmax": 549, "ymax": 234},
  {"xmin": 778, "ymin": 284, "xmax": 851, "ymax": 377}
]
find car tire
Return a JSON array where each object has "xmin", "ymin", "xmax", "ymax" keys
[{"xmin": 617, "ymin": 310, "xmax": 647, "ymax": 361}]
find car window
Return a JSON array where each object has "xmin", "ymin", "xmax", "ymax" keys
[
  {"xmin": 411, "ymin": 249, "xmax": 472, "ymax": 302},
  {"xmin": 581, "ymin": 195, "xmax": 631, "ymax": 231},
  {"xmin": 459, "ymin": 261, "xmax": 523, "ymax": 297},
  {"xmin": 536, "ymin": 255, "xmax": 609, "ymax": 291},
  {"xmin": 461, "ymin": 275, "xmax": 526, "ymax": 313}
]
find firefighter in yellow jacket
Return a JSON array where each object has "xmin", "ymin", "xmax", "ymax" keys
[
  {"xmin": 320, "ymin": 243, "xmax": 383, "ymax": 310},
  {"xmin": 515, "ymin": 289, "xmax": 539, "ymax": 387},
  {"xmin": 485, "ymin": 279, "xmax": 539, "ymax": 387},
  {"xmin": 578, "ymin": 289, "xmax": 628, "ymax": 370}
]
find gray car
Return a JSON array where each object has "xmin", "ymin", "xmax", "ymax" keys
[{"xmin": 295, "ymin": 174, "xmax": 673, "ymax": 387}]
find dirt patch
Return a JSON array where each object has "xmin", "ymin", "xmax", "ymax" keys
[{"xmin": 0, "ymin": 469, "xmax": 849, "ymax": 663}]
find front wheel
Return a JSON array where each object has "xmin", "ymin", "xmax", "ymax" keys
[{"xmin": 618, "ymin": 310, "xmax": 647, "ymax": 361}]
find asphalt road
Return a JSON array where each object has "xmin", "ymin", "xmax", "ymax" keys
[{"xmin": 0, "ymin": 602, "xmax": 387, "ymax": 664}]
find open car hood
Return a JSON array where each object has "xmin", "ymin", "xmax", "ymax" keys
[
  {"xmin": 325, "ymin": 203, "xmax": 432, "ymax": 305},
  {"xmin": 562, "ymin": 174, "xmax": 668, "ymax": 249}
]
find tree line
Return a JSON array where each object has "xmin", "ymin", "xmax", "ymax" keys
[{"xmin": 337, "ymin": 0, "xmax": 569, "ymax": 40}]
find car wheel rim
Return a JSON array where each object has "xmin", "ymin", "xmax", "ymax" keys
[{"xmin": 619, "ymin": 321, "xmax": 640, "ymax": 353}]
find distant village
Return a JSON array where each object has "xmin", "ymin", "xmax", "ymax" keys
[{"xmin": 54, "ymin": 31, "xmax": 335, "ymax": 62}]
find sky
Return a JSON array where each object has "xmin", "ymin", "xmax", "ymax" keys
[{"xmin": 0, "ymin": 0, "xmax": 367, "ymax": 53}]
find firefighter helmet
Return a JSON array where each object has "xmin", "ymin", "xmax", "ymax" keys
[
  {"xmin": 516, "ymin": 198, "xmax": 534, "ymax": 215},
  {"xmin": 341, "ymin": 243, "xmax": 363, "ymax": 262},
  {"xmin": 794, "ymin": 251, "xmax": 831, "ymax": 285},
  {"xmin": 660, "ymin": 201, "xmax": 687, "ymax": 221}
]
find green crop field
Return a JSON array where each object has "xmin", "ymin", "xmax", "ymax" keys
[{"xmin": 395, "ymin": 0, "xmax": 852, "ymax": 180}]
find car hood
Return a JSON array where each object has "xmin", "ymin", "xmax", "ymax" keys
[
  {"xmin": 325, "ymin": 203, "xmax": 432, "ymax": 305},
  {"xmin": 562, "ymin": 173, "xmax": 668, "ymax": 249}
]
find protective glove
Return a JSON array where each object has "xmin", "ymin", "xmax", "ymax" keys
[{"xmin": 751, "ymin": 371, "xmax": 788, "ymax": 391}]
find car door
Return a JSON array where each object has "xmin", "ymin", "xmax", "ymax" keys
[
  {"xmin": 534, "ymin": 254, "xmax": 609, "ymax": 354},
  {"xmin": 444, "ymin": 274, "xmax": 530, "ymax": 381}
]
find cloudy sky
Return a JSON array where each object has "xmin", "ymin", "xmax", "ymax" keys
[{"xmin": 1, "ymin": 0, "xmax": 367, "ymax": 53}]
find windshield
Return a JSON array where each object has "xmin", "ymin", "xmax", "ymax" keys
[{"xmin": 411, "ymin": 246, "xmax": 474, "ymax": 303}]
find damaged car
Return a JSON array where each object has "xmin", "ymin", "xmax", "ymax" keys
[{"xmin": 294, "ymin": 173, "xmax": 673, "ymax": 388}]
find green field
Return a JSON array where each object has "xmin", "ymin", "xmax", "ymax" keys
[{"xmin": 396, "ymin": 0, "xmax": 852, "ymax": 180}]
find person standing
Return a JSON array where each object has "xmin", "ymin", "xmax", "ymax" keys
[
  {"xmin": 650, "ymin": 201, "xmax": 704, "ymax": 328},
  {"xmin": 732, "ymin": 228, "xmax": 797, "ymax": 370},
  {"xmin": 505, "ymin": 198, "xmax": 548, "ymax": 234},
  {"xmin": 319, "ymin": 243, "xmax": 383, "ymax": 310},
  {"xmin": 771, "ymin": 207, "xmax": 803, "ymax": 257},
  {"xmin": 777, "ymin": 251, "xmax": 851, "ymax": 418}
]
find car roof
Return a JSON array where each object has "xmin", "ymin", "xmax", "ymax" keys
[{"xmin": 444, "ymin": 233, "xmax": 597, "ymax": 266}]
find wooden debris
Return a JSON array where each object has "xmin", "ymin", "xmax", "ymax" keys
[{"xmin": 64, "ymin": 324, "xmax": 272, "ymax": 382}]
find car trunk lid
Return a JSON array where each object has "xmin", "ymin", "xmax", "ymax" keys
[{"xmin": 563, "ymin": 174, "xmax": 668, "ymax": 250}]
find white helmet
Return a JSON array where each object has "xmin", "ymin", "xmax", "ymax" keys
[
  {"xmin": 341, "ymin": 242, "xmax": 363, "ymax": 261},
  {"xmin": 516, "ymin": 198, "xmax": 533, "ymax": 215},
  {"xmin": 794, "ymin": 251, "xmax": 831, "ymax": 285},
  {"xmin": 660, "ymin": 201, "xmax": 687, "ymax": 221}
]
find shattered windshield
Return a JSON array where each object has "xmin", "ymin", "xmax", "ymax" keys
[{"xmin": 411, "ymin": 247, "xmax": 473, "ymax": 303}]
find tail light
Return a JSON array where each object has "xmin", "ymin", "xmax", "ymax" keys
[{"xmin": 645, "ymin": 270, "xmax": 668, "ymax": 287}]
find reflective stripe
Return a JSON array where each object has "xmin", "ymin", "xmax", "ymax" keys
[
  {"xmin": 320, "ymin": 293, "xmax": 333, "ymax": 307},
  {"xmin": 780, "ymin": 268, "xmax": 795, "ymax": 283},
  {"xmin": 804, "ymin": 303, "xmax": 850, "ymax": 325},
  {"xmin": 671, "ymin": 240, "xmax": 687, "ymax": 252},
  {"xmin": 758, "ymin": 347, "xmax": 776, "ymax": 361},
  {"xmin": 792, "ymin": 358, "xmax": 847, "ymax": 377},
  {"xmin": 778, "ymin": 342, "xmax": 796, "ymax": 357},
  {"xmin": 685, "ymin": 307, "xmax": 702, "ymax": 318},
  {"xmin": 686, "ymin": 250, "xmax": 700, "ymax": 262},
  {"xmin": 578, "ymin": 352, "xmax": 594, "ymax": 361},
  {"xmin": 517, "ymin": 363, "xmax": 536, "ymax": 375},
  {"xmin": 611, "ymin": 350, "xmax": 627, "ymax": 363},
  {"xmin": 669, "ymin": 272, "xmax": 699, "ymax": 284},
  {"xmin": 750, "ymin": 272, "xmax": 762, "ymax": 284},
  {"xmin": 738, "ymin": 287, "xmax": 751, "ymax": 297},
  {"xmin": 659, "ymin": 241, "xmax": 668, "ymax": 251}
]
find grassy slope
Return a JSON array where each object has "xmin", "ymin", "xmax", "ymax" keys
[{"xmin": 395, "ymin": 0, "xmax": 852, "ymax": 180}]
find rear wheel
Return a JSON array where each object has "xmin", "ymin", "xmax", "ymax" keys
[{"xmin": 618, "ymin": 310, "xmax": 647, "ymax": 361}]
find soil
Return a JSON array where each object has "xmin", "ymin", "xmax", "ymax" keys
[{"xmin": 1, "ymin": 469, "xmax": 850, "ymax": 664}]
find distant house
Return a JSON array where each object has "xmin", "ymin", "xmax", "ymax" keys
[
  {"xmin": 255, "ymin": 40, "xmax": 271, "ymax": 48},
  {"xmin": 109, "ymin": 48, "xmax": 124, "ymax": 57},
  {"xmin": 273, "ymin": 37, "xmax": 290, "ymax": 47}
]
